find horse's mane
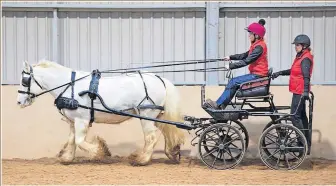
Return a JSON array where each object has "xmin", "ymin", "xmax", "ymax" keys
[{"xmin": 32, "ymin": 60, "xmax": 70, "ymax": 70}]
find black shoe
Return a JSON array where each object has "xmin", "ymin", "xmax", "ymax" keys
[
  {"xmin": 203, "ymin": 99, "xmax": 219, "ymax": 109},
  {"xmin": 219, "ymin": 104, "xmax": 227, "ymax": 110}
]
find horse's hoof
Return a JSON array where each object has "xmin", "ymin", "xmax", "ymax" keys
[
  {"xmin": 172, "ymin": 154, "xmax": 181, "ymax": 164},
  {"xmin": 57, "ymin": 156, "xmax": 74, "ymax": 165},
  {"xmin": 129, "ymin": 159, "xmax": 149, "ymax": 166},
  {"xmin": 128, "ymin": 153, "xmax": 138, "ymax": 161},
  {"xmin": 57, "ymin": 150, "xmax": 75, "ymax": 165},
  {"xmin": 128, "ymin": 153, "xmax": 151, "ymax": 166},
  {"xmin": 170, "ymin": 145, "xmax": 181, "ymax": 163},
  {"xmin": 59, "ymin": 161, "xmax": 72, "ymax": 165}
]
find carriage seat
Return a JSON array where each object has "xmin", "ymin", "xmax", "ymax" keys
[{"xmin": 235, "ymin": 68, "xmax": 273, "ymax": 98}]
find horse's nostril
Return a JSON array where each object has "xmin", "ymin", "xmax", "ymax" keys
[{"xmin": 17, "ymin": 101, "xmax": 21, "ymax": 105}]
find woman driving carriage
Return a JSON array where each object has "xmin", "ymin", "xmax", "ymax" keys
[
  {"xmin": 204, "ymin": 19, "xmax": 269, "ymax": 110},
  {"xmin": 271, "ymin": 34, "xmax": 314, "ymax": 154}
]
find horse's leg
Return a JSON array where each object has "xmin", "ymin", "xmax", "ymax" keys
[
  {"xmin": 157, "ymin": 123, "xmax": 182, "ymax": 163},
  {"xmin": 155, "ymin": 114, "xmax": 185, "ymax": 164},
  {"xmin": 57, "ymin": 118, "xmax": 76, "ymax": 164},
  {"xmin": 74, "ymin": 117, "xmax": 111, "ymax": 160},
  {"xmin": 128, "ymin": 109, "xmax": 160, "ymax": 166}
]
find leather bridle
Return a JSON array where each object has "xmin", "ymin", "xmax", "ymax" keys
[
  {"xmin": 18, "ymin": 65, "xmax": 43, "ymax": 98},
  {"xmin": 17, "ymin": 65, "xmax": 91, "ymax": 100}
]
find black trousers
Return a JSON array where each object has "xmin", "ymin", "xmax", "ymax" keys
[{"xmin": 290, "ymin": 93, "xmax": 310, "ymax": 147}]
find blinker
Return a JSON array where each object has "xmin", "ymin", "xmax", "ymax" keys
[{"xmin": 22, "ymin": 76, "xmax": 31, "ymax": 87}]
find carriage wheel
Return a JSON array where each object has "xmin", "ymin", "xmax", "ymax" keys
[
  {"xmin": 198, "ymin": 123, "xmax": 246, "ymax": 170},
  {"xmin": 261, "ymin": 118, "xmax": 301, "ymax": 162},
  {"xmin": 230, "ymin": 120, "xmax": 249, "ymax": 150},
  {"xmin": 259, "ymin": 123, "xmax": 308, "ymax": 170},
  {"xmin": 202, "ymin": 120, "xmax": 249, "ymax": 162}
]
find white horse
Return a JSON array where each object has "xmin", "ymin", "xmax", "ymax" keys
[{"xmin": 16, "ymin": 60, "xmax": 185, "ymax": 166}]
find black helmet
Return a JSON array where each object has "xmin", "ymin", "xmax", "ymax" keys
[{"xmin": 292, "ymin": 34, "xmax": 311, "ymax": 47}]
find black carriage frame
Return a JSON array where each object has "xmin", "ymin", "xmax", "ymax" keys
[{"xmin": 194, "ymin": 67, "xmax": 314, "ymax": 170}]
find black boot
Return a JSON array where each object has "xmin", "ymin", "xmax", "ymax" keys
[{"xmin": 203, "ymin": 99, "xmax": 219, "ymax": 109}]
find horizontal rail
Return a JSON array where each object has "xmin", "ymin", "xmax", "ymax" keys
[
  {"xmin": 219, "ymin": 2, "xmax": 336, "ymax": 8},
  {"xmin": 3, "ymin": 2, "xmax": 335, "ymax": 9},
  {"xmin": 220, "ymin": 7, "xmax": 336, "ymax": 12},
  {"xmin": 1, "ymin": 2, "xmax": 206, "ymax": 9},
  {"xmin": 219, "ymin": 2, "xmax": 336, "ymax": 12}
]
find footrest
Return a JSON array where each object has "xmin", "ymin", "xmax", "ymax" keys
[{"xmin": 203, "ymin": 105, "xmax": 247, "ymax": 121}]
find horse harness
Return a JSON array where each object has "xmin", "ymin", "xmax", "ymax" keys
[
  {"xmin": 74, "ymin": 70, "xmax": 166, "ymax": 127},
  {"xmin": 19, "ymin": 68, "xmax": 166, "ymax": 127}
]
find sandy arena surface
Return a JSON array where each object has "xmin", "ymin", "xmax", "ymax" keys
[{"xmin": 2, "ymin": 157, "xmax": 336, "ymax": 185}]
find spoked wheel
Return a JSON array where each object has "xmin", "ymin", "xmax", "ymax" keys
[
  {"xmin": 261, "ymin": 118, "xmax": 301, "ymax": 162},
  {"xmin": 201, "ymin": 121, "xmax": 248, "ymax": 162},
  {"xmin": 198, "ymin": 123, "xmax": 246, "ymax": 170},
  {"xmin": 259, "ymin": 123, "xmax": 308, "ymax": 170},
  {"xmin": 228, "ymin": 120, "xmax": 249, "ymax": 150}
]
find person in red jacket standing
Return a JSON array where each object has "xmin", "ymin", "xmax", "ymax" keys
[
  {"xmin": 272, "ymin": 34, "xmax": 314, "ymax": 154},
  {"xmin": 204, "ymin": 19, "xmax": 269, "ymax": 109}
]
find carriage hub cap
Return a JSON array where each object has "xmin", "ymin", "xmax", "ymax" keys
[
  {"xmin": 219, "ymin": 144, "xmax": 225, "ymax": 150},
  {"xmin": 280, "ymin": 144, "xmax": 286, "ymax": 150}
]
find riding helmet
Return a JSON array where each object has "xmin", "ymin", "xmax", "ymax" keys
[
  {"xmin": 292, "ymin": 34, "xmax": 311, "ymax": 47},
  {"xmin": 245, "ymin": 19, "xmax": 266, "ymax": 38}
]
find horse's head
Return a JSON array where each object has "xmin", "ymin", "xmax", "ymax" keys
[{"xmin": 17, "ymin": 61, "xmax": 44, "ymax": 108}]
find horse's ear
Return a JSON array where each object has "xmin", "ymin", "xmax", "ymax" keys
[{"xmin": 23, "ymin": 61, "xmax": 30, "ymax": 71}]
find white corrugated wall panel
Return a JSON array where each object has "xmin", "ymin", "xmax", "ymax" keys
[
  {"xmin": 58, "ymin": 11, "xmax": 206, "ymax": 84},
  {"xmin": 2, "ymin": 11, "xmax": 53, "ymax": 84},
  {"xmin": 220, "ymin": 0, "xmax": 330, "ymax": 3},
  {"xmin": 56, "ymin": 1, "xmax": 204, "ymax": 5},
  {"xmin": 219, "ymin": 10, "xmax": 336, "ymax": 85}
]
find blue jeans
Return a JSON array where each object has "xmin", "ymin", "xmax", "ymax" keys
[{"xmin": 216, "ymin": 74, "xmax": 260, "ymax": 106}]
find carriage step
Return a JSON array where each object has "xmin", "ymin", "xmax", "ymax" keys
[{"xmin": 203, "ymin": 105, "xmax": 248, "ymax": 121}]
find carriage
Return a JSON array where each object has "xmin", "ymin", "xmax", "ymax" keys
[
  {"xmin": 185, "ymin": 67, "xmax": 314, "ymax": 170},
  {"xmin": 17, "ymin": 59, "xmax": 314, "ymax": 170}
]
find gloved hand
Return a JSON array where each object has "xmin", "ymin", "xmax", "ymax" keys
[
  {"xmin": 223, "ymin": 56, "xmax": 231, "ymax": 61},
  {"xmin": 302, "ymin": 91, "xmax": 309, "ymax": 100},
  {"xmin": 271, "ymin": 71, "xmax": 282, "ymax": 79}
]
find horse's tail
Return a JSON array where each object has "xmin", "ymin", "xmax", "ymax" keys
[{"xmin": 155, "ymin": 78, "xmax": 185, "ymax": 155}]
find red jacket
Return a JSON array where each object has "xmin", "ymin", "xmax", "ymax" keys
[
  {"xmin": 248, "ymin": 40, "xmax": 269, "ymax": 76},
  {"xmin": 289, "ymin": 50, "xmax": 314, "ymax": 94}
]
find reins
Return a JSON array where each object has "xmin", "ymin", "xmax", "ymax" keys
[
  {"xmin": 101, "ymin": 66, "xmax": 230, "ymax": 74},
  {"xmin": 100, "ymin": 58, "xmax": 225, "ymax": 73},
  {"xmin": 18, "ymin": 58, "xmax": 230, "ymax": 99}
]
